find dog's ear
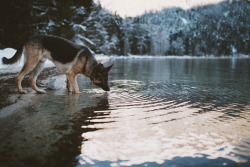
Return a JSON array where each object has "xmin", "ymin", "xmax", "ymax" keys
[
  {"xmin": 96, "ymin": 63, "xmax": 103, "ymax": 70},
  {"xmin": 106, "ymin": 64, "xmax": 113, "ymax": 72}
]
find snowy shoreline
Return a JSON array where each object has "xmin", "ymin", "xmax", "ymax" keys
[
  {"xmin": 97, "ymin": 54, "xmax": 250, "ymax": 59},
  {"xmin": 1, "ymin": 48, "xmax": 249, "ymax": 73}
]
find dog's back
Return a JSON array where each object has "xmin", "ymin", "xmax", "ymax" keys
[
  {"xmin": 28, "ymin": 35, "xmax": 84, "ymax": 64},
  {"xmin": 2, "ymin": 35, "xmax": 85, "ymax": 65}
]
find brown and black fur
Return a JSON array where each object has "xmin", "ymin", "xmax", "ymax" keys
[{"xmin": 2, "ymin": 35, "xmax": 113, "ymax": 94}]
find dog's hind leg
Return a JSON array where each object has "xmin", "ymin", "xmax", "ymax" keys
[
  {"xmin": 16, "ymin": 61, "xmax": 39, "ymax": 94},
  {"xmin": 16, "ymin": 44, "xmax": 42, "ymax": 94},
  {"xmin": 29, "ymin": 60, "xmax": 46, "ymax": 94}
]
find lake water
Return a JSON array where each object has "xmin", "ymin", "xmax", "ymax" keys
[{"xmin": 0, "ymin": 57, "xmax": 250, "ymax": 167}]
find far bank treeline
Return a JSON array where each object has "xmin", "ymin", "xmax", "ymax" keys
[{"xmin": 0, "ymin": 0, "xmax": 249, "ymax": 56}]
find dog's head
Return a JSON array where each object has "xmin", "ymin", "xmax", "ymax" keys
[{"xmin": 90, "ymin": 63, "xmax": 113, "ymax": 91}]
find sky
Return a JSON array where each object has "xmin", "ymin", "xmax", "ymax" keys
[{"xmin": 94, "ymin": 0, "xmax": 225, "ymax": 17}]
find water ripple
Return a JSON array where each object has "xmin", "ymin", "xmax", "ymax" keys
[
  {"xmin": 78, "ymin": 79, "xmax": 250, "ymax": 166},
  {"xmin": 77, "ymin": 58, "xmax": 250, "ymax": 166}
]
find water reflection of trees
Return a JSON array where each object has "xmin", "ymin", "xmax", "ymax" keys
[{"xmin": 44, "ymin": 93, "xmax": 110, "ymax": 167}]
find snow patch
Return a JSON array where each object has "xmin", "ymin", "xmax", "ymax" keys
[
  {"xmin": 0, "ymin": 48, "xmax": 22, "ymax": 67},
  {"xmin": 73, "ymin": 24, "xmax": 87, "ymax": 31},
  {"xmin": 76, "ymin": 34, "xmax": 96, "ymax": 46},
  {"xmin": 0, "ymin": 48, "xmax": 54, "ymax": 73},
  {"xmin": 180, "ymin": 17, "xmax": 188, "ymax": 25},
  {"xmin": 95, "ymin": 54, "xmax": 111, "ymax": 63},
  {"xmin": 0, "ymin": 48, "xmax": 25, "ymax": 73},
  {"xmin": 47, "ymin": 75, "xmax": 66, "ymax": 90},
  {"xmin": 223, "ymin": 11, "xmax": 230, "ymax": 17}
]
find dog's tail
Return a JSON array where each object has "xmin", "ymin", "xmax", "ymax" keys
[{"xmin": 2, "ymin": 46, "xmax": 23, "ymax": 65}]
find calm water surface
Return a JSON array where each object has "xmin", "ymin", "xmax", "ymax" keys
[{"xmin": 0, "ymin": 57, "xmax": 250, "ymax": 167}]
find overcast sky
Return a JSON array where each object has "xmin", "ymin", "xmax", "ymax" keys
[{"xmin": 94, "ymin": 0, "xmax": 225, "ymax": 17}]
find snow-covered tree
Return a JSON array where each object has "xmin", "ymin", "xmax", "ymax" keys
[{"xmin": 0, "ymin": 0, "xmax": 249, "ymax": 56}]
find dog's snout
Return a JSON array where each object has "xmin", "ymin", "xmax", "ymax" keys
[{"xmin": 102, "ymin": 86, "xmax": 110, "ymax": 91}]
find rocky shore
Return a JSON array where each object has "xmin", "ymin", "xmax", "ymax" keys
[{"xmin": 0, "ymin": 67, "xmax": 61, "ymax": 109}]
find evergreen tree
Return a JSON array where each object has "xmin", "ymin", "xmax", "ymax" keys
[{"xmin": 0, "ymin": 0, "xmax": 34, "ymax": 48}]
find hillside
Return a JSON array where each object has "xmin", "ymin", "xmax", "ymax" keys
[{"xmin": 135, "ymin": 0, "xmax": 250, "ymax": 55}]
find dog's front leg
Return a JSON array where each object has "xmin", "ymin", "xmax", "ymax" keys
[
  {"xmin": 66, "ymin": 72, "xmax": 80, "ymax": 94},
  {"xmin": 66, "ymin": 78, "xmax": 73, "ymax": 92},
  {"xmin": 71, "ymin": 75, "xmax": 80, "ymax": 94}
]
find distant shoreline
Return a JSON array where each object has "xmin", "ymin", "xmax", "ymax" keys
[{"xmin": 97, "ymin": 54, "xmax": 250, "ymax": 60}]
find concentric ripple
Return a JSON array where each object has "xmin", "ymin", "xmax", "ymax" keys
[{"xmin": 77, "ymin": 79, "xmax": 250, "ymax": 166}]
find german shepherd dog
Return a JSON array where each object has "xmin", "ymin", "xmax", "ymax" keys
[{"xmin": 2, "ymin": 35, "xmax": 113, "ymax": 94}]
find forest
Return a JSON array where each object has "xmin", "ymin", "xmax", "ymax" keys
[{"xmin": 0, "ymin": 0, "xmax": 249, "ymax": 56}]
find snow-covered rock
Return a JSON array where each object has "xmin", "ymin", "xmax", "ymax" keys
[{"xmin": 46, "ymin": 76, "xmax": 66, "ymax": 90}]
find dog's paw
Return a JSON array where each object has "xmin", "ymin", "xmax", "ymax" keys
[
  {"xmin": 19, "ymin": 90, "xmax": 27, "ymax": 94},
  {"xmin": 74, "ymin": 90, "xmax": 80, "ymax": 94},
  {"xmin": 37, "ymin": 90, "xmax": 46, "ymax": 94}
]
